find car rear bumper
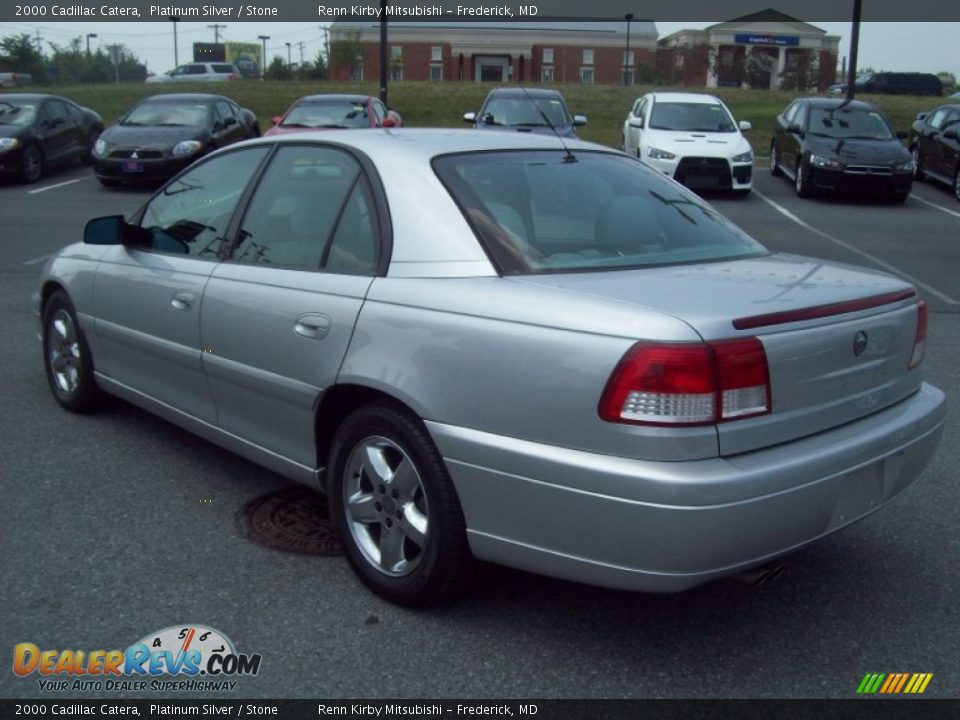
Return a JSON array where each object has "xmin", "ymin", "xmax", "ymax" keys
[{"xmin": 428, "ymin": 382, "xmax": 945, "ymax": 592}]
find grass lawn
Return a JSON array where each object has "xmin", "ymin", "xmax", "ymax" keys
[{"xmin": 8, "ymin": 80, "xmax": 940, "ymax": 153}]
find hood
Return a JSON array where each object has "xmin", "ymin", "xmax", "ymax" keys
[
  {"xmin": 0, "ymin": 124, "xmax": 29, "ymax": 140},
  {"xmin": 100, "ymin": 124, "xmax": 208, "ymax": 150},
  {"xmin": 510, "ymin": 253, "xmax": 913, "ymax": 340},
  {"xmin": 805, "ymin": 135, "xmax": 910, "ymax": 165},
  {"xmin": 645, "ymin": 128, "xmax": 750, "ymax": 157},
  {"xmin": 263, "ymin": 124, "xmax": 329, "ymax": 137}
]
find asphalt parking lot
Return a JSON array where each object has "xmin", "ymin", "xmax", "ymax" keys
[{"xmin": 1, "ymin": 158, "xmax": 958, "ymax": 700}]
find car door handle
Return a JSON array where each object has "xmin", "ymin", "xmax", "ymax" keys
[
  {"xmin": 171, "ymin": 291, "xmax": 195, "ymax": 311},
  {"xmin": 294, "ymin": 313, "xmax": 331, "ymax": 340}
]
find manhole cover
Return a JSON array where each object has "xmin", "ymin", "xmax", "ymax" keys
[{"xmin": 238, "ymin": 486, "xmax": 342, "ymax": 556}]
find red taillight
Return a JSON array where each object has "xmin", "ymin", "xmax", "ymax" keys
[
  {"xmin": 228, "ymin": 74, "xmax": 238, "ymax": 81},
  {"xmin": 599, "ymin": 339, "xmax": 771, "ymax": 426},
  {"xmin": 909, "ymin": 300, "xmax": 927, "ymax": 369}
]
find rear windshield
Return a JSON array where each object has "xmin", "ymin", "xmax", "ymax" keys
[
  {"xmin": 649, "ymin": 102, "xmax": 736, "ymax": 132},
  {"xmin": 808, "ymin": 107, "xmax": 894, "ymax": 140},
  {"xmin": 282, "ymin": 100, "xmax": 369, "ymax": 129},
  {"xmin": 434, "ymin": 151, "xmax": 767, "ymax": 275}
]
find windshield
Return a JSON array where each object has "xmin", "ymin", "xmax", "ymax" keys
[
  {"xmin": 649, "ymin": 102, "xmax": 736, "ymax": 132},
  {"xmin": 434, "ymin": 151, "xmax": 767, "ymax": 275},
  {"xmin": 281, "ymin": 100, "xmax": 369, "ymax": 129},
  {"xmin": 123, "ymin": 102, "xmax": 209, "ymax": 127},
  {"xmin": 808, "ymin": 107, "xmax": 894, "ymax": 140},
  {"xmin": 0, "ymin": 101, "xmax": 37, "ymax": 126},
  {"xmin": 479, "ymin": 96, "xmax": 572, "ymax": 127}
]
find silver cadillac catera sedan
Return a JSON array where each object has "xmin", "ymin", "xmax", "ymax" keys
[{"xmin": 35, "ymin": 130, "xmax": 945, "ymax": 606}]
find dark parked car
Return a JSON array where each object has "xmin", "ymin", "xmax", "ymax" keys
[
  {"xmin": 0, "ymin": 93, "xmax": 103, "ymax": 183},
  {"xmin": 92, "ymin": 93, "xmax": 259, "ymax": 187},
  {"xmin": 910, "ymin": 104, "xmax": 960, "ymax": 201},
  {"xmin": 463, "ymin": 88, "xmax": 586, "ymax": 138},
  {"xmin": 770, "ymin": 98, "xmax": 914, "ymax": 202},
  {"xmin": 854, "ymin": 72, "xmax": 942, "ymax": 97},
  {"xmin": 265, "ymin": 94, "xmax": 400, "ymax": 137}
]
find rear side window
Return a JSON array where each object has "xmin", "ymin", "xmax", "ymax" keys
[
  {"xmin": 434, "ymin": 151, "xmax": 766, "ymax": 275},
  {"xmin": 212, "ymin": 64, "xmax": 236, "ymax": 74}
]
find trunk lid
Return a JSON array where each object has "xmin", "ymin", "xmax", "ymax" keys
[{"xmin": 513, "ymin": 253, "xmax": 922, "ymax": 456}]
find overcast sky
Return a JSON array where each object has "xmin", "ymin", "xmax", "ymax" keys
[{"xmin": 0, "ymin": 20, "xmax": 956, "ymax": 79}]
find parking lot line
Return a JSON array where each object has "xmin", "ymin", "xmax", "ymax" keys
[
  {"xmin": 22, "ymin": 253, "xmax": 52, "ymax": 266},
  {"xmin": 27, "ymin": 177, "xmax": 89, "ymax": 195},
  {"xmin": 910, "ymin": 193, "xmax": 960, "ymax": 220},
  {"xmin": 753, "ymin": 189, "xmax": 960, "ymax": 306}
]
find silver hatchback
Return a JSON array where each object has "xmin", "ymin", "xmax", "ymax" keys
[{"xmin": 36, "ymin": 130, "xmax": 945, "ymax": 605}]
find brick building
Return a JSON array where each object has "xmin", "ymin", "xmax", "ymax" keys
[{"xmin": 329, "ymin": 20, "xmax": 658, "ymax": 85}]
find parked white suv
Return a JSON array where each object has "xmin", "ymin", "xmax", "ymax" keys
[
  {"xmin": 146, "ymin": 63, "xmax": 241, "ymax": 83},
  {"xmin": 623, "ymin": 92, "xmax": 754, "ymax": 195}
]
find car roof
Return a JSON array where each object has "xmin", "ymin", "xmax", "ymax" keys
[
  {"xmin": 0, "ymin": 93, "xmax": 69, "ymax": 102},
  {"xmin": 238, "ymin": 127, "xmax": 606, "ymax": 161},
  {"xmin": 800, "ymin": 97, "xmax": 878, "ymax": 110},
  {"xmin": 297, "ymin": 94, "xmax": 371, "ymax": 103},
  {"xmin": 141, "ymin": 93, "xmax": 227, "ymax": 102},
  {"xmin": 484, "ymin": 87, "xmax": 564, "ymax": 99},
  {"xmin": 649, "ymin": 92, "xmax": 723, "ymax": 105}
]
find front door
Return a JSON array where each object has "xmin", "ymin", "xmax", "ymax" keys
[
  {"xmin": 92, "ymin": 146, "xmax": 270, "ymax": 423},
  {"xmin": 475, "ymin": 56, "xmax": 509, "ymax": 82}
]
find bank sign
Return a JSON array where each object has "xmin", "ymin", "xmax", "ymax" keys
[{"xmin": 735, "ymin": 34, "xmax": 800, "ymax": 46}]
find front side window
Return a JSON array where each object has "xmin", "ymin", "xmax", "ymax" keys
[
  {"xmin": 434, "ymin": 151, "xmax": 766, "ymax": 275},
  {"xmin": 926, "ymin": 109, "xmax": 947, "ymax": 129},
  {"xmin": 186, "ymin": 65, "xmax": 206, "ymax": 75},
  {"xmin": 139, "ymin": 147, "xmax": 269, "ymax": 257},
  {"xmin": 649, "ymin": 102, "xmax": 736, "ymax": 132},
  {"xmin": 231, "ymin": 145, "xmax": 376, "ymax": 273}
]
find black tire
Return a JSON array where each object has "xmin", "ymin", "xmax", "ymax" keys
[
  {"xmin": 911, "ymin": 145, "xmax": 925, "ymax": 182},
  {"xmin": 954, "ymin": 167, "xmax": 960, "ymax": 203},
  {"xmin": 42, "ymin": 290, "xmax": 100, "ymax": 413},
  {"xmin": 769, "ymin": 141, "xmax": 782, "ymax": 177},
  {"xmin": 795, "ymin": 158, "xmax": 813, "ymax": 198},
  {"xmin": 20, "ymin": 143, "xmax": 43, "ymax": 183},
  {"xmin": 732, "ymin": 188, "xmax": 752, "ymax": 198},
  {"xmin": 890, "ymin": 190, "xmax": 910, "ymax": 204},
  {"xmin": 98, "ymin": 177, "xmax": 121, "ymax": 188},
  {"xmin": 250, "ymin": 125, "xmax": 261, "ymax": 138},
  {"xmin": 327, "ymin": 401, "xmax": 475, "ymax": 606}
]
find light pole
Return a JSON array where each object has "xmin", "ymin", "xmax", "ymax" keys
[
  {"xmin": 623, "ymin": 13, "xmax": 633, "ymax": 86},
  {"xmin": 286, "ymin": 42, "xmax": 292, "ymax": 69},
  {"xmin": 169, "ymin": 16, "xmax": 180, "ymax": 66},
  {"xmin": 85, "ymin": 33, "xmax": 97, "ymax": 56},
  {"xmin": 379, "ymin": 0, "xmax": 388, "ymax": 104},
  {"xmin": 258, "ymin": 35, "xmax": 269, "ymax": 80},
  {"xmin": 843, "ymin": 0, "xmax": 862, "ymax": 106},
  {"xmin": 318, "ymin": 25, "xmax": 330, "ymax": 68}
]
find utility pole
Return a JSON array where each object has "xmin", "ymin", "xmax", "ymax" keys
[
  {"xmin": 107, "ymin": 44, "xmax": 122, "ymax": 83},
  {"xmin": 318, "ymin": 26, "xmax": 330, "ymax": 66},
  {"xmin": 207, "ymin": 24, "xmax": 226, "ymax": 46},
  {"xmin": 379, "ymin": 0, "xmax": 388, "ymax": 104},
  {"xmin": 297, "ymin": 41, "xmax": 305, "ymax": 68},
  {"xmin": 623, "ymin": 13, "xmax": 633, "ymax": 86},
  {"xmin": 286, "ymin": 42, "xmax": 292, "ymax": 68},
  {"xmin": 258, "ymin": 35, "xmax": 270, "ymax": 79},
  {"xmin": 86, "ymin": 33, "xmax": 97, "ymax": 55},
  {"xmin": 34, "ymin": 29, "xmax": 43, "ymax": 55},
  {"xmin": 843, "ymin": 0, "xmax": 862, "ymax": 106},
  {"xmin": 170, "ymin": 16, "xmax": 181, "ymax": 66}
]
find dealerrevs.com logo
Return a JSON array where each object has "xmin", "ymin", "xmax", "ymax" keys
[{"xmin": 12, "ymin": 625, "xmax": 262, "ymax": 692}]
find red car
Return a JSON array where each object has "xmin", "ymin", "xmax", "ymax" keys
[{"xmin": 264, "ymin": 94, "xmax": 401, "ymax": 136}]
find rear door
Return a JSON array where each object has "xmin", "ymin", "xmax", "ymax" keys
[
  {"xmin": 201, "ymin": 143, "xmax": 384, "ymax": 468},
  {"xmin": 936, "ymin": 109, "xmax": 960, "ymax": 178},
  {"xmin": 214, "ymin": 100, "xmax": 245, "ymax": 145},
  {"xmin": 92, "ymin": 146, "xmax": 270, "ymax": 422},
  {"xmin": 38, "ymin": 99, "xmax": 78, "ymax": 164}
]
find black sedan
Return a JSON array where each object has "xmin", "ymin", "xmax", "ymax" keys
[
  {"xmin": 910, "ymin": 103, "xmax": 960, "ymax": 202},
  {"xmin": 463, "ymin": 88, "xmax": 586, "ymax": 138},
  {"xmin": 0, "ymin": 93, "xmax": 103, "ymax": 183},
  {"xmin": 770, "ymin": 98, "xmax": 914, "ymax": 203},
  {"xmin": 92, "ymin": 93, "xmax": 259, "ymax": 187}
]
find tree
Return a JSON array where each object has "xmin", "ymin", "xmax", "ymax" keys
[
  {"xmin": 0, "ymin": 33, "xmax": 46, "ymax": 83},
  {"xmin": 312, "ymin": 50, "xmax": 329, "ymax": 81},
  {"xmin": 330, "ymin": 29, "xmax": 364, "ymax": 80},
  {"xmin": 265, "ymin": 55, "xmax": 292, "ymax": 80}
]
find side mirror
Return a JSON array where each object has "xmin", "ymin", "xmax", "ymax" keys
[
  {"xmin": 787, "ymin": 122, "xmax": 804, "ymax": 137},
  {"xmin": 573, "ymin": 114, "xmax": 588, "ymax": 126},
  {"xmin": 739, "ymin": 120, "xmax": 752, "ymax": 132},
  {"xmin": 84, "ymin": 216, "xmax": 124, "ymax": 245},
  {"xmin": 463, "ymin": 111, "xmax": 476, "ymax": 123},
  {"xmin": 382, "ymin": 116, "xmax": 396, "ymax": 128},
  {"xmin": 896, "ymin": 130, "xmax": 908, "ymax": 139},
  {"xmin": 944, "ymin": 128, "xmax": 959, "ymax": 140},
  {"xmin": 915, "ymin": 112, "xmax": 929, "ymax": 122},
  {"xmin": 270, "ymin": 115, "xmax": 282, "ymax": 125},
  {"xmin": 223, "ymin": 117, "xmax": 237, "ymax": 128},
  {"xmin": 628, "ymin": 116, "xmax": 644, "ymax": 129}
]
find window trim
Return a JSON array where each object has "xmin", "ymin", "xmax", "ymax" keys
[
  {"xmin": 430, "ymin": 46, "xmax": 442, "ymax": 62},
  {"xmin": 582, "ymin": 49, "xmax": 594, "ymax": 65}
]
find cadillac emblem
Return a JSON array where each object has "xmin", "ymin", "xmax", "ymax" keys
[{"xmin": 853, "ymin": 330, "xmax": 868, "ymax": 357}]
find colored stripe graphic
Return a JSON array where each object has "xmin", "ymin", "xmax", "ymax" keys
[{"xmin": 857, "ymin": 673, "xmax": 932, "ymax": 694}]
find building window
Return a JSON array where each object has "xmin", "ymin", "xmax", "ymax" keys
[
  {"xmin": 542, "ymin": 48, "xmax": 554, "ymax": 64},
  {"xmin": 351, "ymin": 64, "xmax": 363, "ymax": 82},
  {"xmin": 623, "ymin": 50, "xmax": 635, "ymax": 66},
  {"xmin": 430, "ymin": 64, "xmax": 443, "ymax": 82},
  {"xmin": 579, "ymin": 67, "xmax": 594, "ymax": 84},
  {"xmin": 541, "ymin": 67, "xmax": 554, "ymax": 83},
  {"xmin": 391, "ymin": 65, "xmax": 403, "ymax": 81},
  {"xmin": 431, "ymin": 46, "xmax": 442, "ymax": 62},
  {"xmin": 391, "ymin": 46, "xmax": 402, "ymax": 60},
  {"xmin": 583, "ymin": 49, "xmax": 594, "ymax": 65}
]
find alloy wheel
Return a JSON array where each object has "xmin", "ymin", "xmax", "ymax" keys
[{"xmin": 48, "ymin": 309, "xmax": 82, "ymax": 396}]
